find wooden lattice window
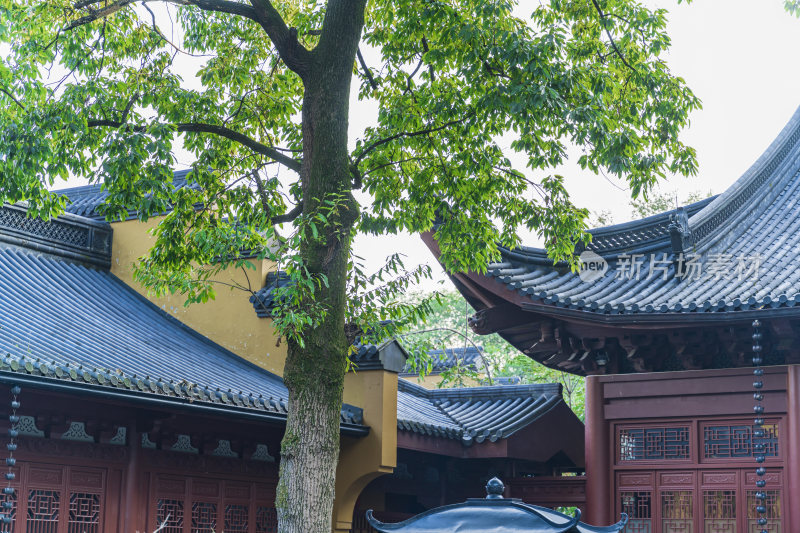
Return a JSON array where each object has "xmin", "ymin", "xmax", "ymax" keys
[
  {"xmin": 27, "ymin": 490, "xmax": 60, "ymax": 533},
  {"xmin": 618, "ymin": 426, "xmax": 690, "ymax": 461},
  {"xmin": 68, "ymin": 493, "xmax": 100, "ymax": 533},
  {"xmin": 620, "ymin": 491, "xmax": 651, "ymax": 533},
  {"xmin": 703, "ymin": 423, "xmax": 779, "ymax": 459},
  {"xmin": 191, "ymin": 502, "xmax": 217, "ymax": 533},
  {"xmin": 153, "ymin": 475, "xmax": 278, "ymax": 533},
  {"xmin": 224, "ymin": 504, "xmax": 249, "ymax": 533},
  {"xmin": 703, "ymin": 490, "xmax": 735, "ymax": 533},
  {"xmin": 747, "ymin": 490, "xmax": 781, "ymax": 533},
  {"xmin": 157, "ymin": 499, "xmax": 184, "ymax": 533},
  {"xmin": 0, "ymin": 488, "xmax": 17, "ymax": 533},
  {"xmin": 255, "ymin": 506, "xmax": 277, "ymax": 533},
  {"xmin": 661, "ymin": 490, "xmax": 692, "ymax": 533}
]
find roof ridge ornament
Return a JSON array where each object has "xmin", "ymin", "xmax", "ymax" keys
[{"xmin": 668, "ymin": 206, "xmax": 693, "ymax": 256}]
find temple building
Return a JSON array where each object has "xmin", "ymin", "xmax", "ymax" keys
[
  {"xmin": 423, "ymin": 106, "xmax": 800, "ymax": 532},
  {"xmin": 0, "ymin": 180, "xmax": 584, "ymax": 532}
]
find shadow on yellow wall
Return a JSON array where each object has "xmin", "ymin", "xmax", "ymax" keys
[{"xmin": 109, "ymin": 216, "xmax": 400, "ymax": 533}]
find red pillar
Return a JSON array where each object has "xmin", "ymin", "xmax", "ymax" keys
[
  {"xmin": 584, "ymin": 375, "xmax": 612, "ymax": 525},
  {"xmin": 124, "ymin": 426, "xmax": 143, "ymax": 533},
  {"xmin": 786, "ymin": 366, "xmax": 800, "ymax": 532}
]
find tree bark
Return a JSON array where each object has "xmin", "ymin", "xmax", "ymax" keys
[{"xmin": 275, "ymin": 2, "xmax": 367, "ymax": 533}]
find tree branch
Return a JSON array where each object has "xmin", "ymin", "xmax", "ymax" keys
[
  {"xmin": 272, "ymin": 204, "xmax": 303, "ymax": 224},
  {"xmin": 87, "ymin": 119, "xmax": 302, "ymax": 171},
  {"xmin": 65, "ymin": 0, "xmax": 138, "ymax": 31},
  {"xmin": 353, "ymin": 117, "xmax": 469, "ymax": 167},
  {"xmin": 249, "ymin": 0, "xmax": 312, "ymax": 77},
  {"xmin": 251, "ymin": 169, "xmax": 302, "ymax": 224},
  {"xmin": 65, "ymin": 0, "xmax": 261, "ymax": 32},
  {"xmin": 356, "ymin": 48, "xmax": 378, "ymax": 91},
  {"xmin": 589, "ymin": 0, "xmax": 636, "ymax": 73},
  {"xmin": 0, "ymin": 87, "xmax": 26, "ymax": 111},
  {"xmin": 421, "ymin": 37, "xmax": 435, "ymax": 82}
]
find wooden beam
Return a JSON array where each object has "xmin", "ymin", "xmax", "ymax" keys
[{"xmin": 468, "ymin": 303, "xmax": 534, "ymax": 335}]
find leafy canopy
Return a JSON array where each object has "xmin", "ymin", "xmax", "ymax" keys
[{"xmin": 0, "ymin": 0, "xmax": 700, "ymax": 341}]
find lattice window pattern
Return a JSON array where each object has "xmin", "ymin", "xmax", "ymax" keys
[
  {"xmin": 16, "ymin": 416, "xmax": 45, "ymax": 438},
  {"xmin": 68, "ymin": 493, "xmax": 100, "ymax": 533},
  {"xmin": 211, "ymin": 440, "xmax": 238, "ymax": 458},
  {"xmin": 703, "ymin": 490, "xmax": 735, "ymax": 533},
  {"xmin": 191, "ymin": 501, "xmax": 217, "ymax": 533},
  {"xmin": 60, "ymin": 422, "xmax": 94, "ymax": 443},
  {"xmin": 661, "ymin": 490, "xmax": 693, "ymax": 533},
  {"xmin": 703, "ymin": 424, "xmax": 778, "ymax": 459},
  {"xmin": 1, "ymin": 489, "xmax": 17, "ymax": 533},
  {"xmin": 141, "ymin": 434, "xmax": 157, "ymax": 449},
  {"xmin": 250, "ymin": 444, "xmax": 275, "ymax": 462},
  {"xmin": 156, "ymin": 499, "xmax": 184, "ymax": 533},
  {"xmin": 27, "ymin": 490, "xmax": 60, "ymax": 533},
  {"xmin": 109, "ymin": 427, "xmax": 127, "ymax": 445},
  {"xmin": 747, "ymin": 490, "xmax": 781, "ymax": 533},
  {"xmin": 620, "ymin": 491, "xmax": 651, "ymax": 533},
  {"xmin": 224, "ymin": 504, "xmax": 249, "ymax": 533},
  {"xmin": 171, "ymin": 435, "xmax": 199, "ymax": 454},
  {"xmin": 256, "ymin": 506, "xmax": 278, "ymax": 533},
  {"xmin": 619, "ymin": 427, "xmax": 690, "ymax": 461},
  {"xmin": 0, "ymin": 207, "xmax": 89, "ymax": 248}
]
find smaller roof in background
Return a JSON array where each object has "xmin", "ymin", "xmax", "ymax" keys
[
  {"xmin": 397, "ymin": 379, "xmax": 563, "ymax": 445},
  {"xmin": 401, "ymin": 346, "xmax": 486, "ymax": 376},
  {"xmin": 57, "ymin": 169, "xmax": 195, "ymax": 221}
]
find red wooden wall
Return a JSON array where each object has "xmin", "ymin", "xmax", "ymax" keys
[{"xmin": 585, "ymin": 365, "xmax": 797, "ymax": 533}]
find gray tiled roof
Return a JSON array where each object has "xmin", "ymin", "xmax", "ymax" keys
[
  {"xmin": 250, "ymin": 271, "xmax": 292, "ymax": 318},
  {"xmin": 397, "ymin": 379, "xmax": 563, "ymax": 444},
  {"xmin": 401, "ymin": 346, "xmax": 486, "ymax": 376},
  {"xmin": 58, "ymin": 169, "xmax": 194, "ymax": 221},
  {"xmin": 0, "ymin": 211, "xmax": 364, "ymax": 430},
  {"xmin": 485, "ymin": 106, "xmax": 800, "ymax": 317}
]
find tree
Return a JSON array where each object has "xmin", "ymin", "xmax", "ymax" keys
[
  {"xmin": 629, "ymin": 189, "xmax": 712, "ymax": 219},
  {"xmin": 0, "ymin": 1, "xmax": 701, "ymax": 532},
  {"xmin": 403, "ymin": 290, "xmax": 587, "ymax": 419},
  {"xmin": 586, "ymin": 188, "xmax": 713, "ymax": 227}
]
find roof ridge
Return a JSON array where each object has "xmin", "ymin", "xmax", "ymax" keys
[
  {"xmin": 397, "ymin": 378, "xmax": 562, "ymax": 400},
  {"xmin": 0, "ymin": 203, "xmax": 112, "ymax": 268},
  {"xmin": 54, "ymin": 169, "xmax": 195, "ymax": 221},
  {"xmin": 690, "ymin": 104, "xmax": 800, "ymax": 245}
]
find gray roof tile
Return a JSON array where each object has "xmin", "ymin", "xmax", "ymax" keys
[
  {"xmin": 401, "ymin": 346, "xmax": 486, "ymax": 375},
  {"xmin": 481, "ymin": 106, "xmax": 800, "ymax": 317},
  {"xmin": 57, "ymin": 169, "xmax": 195, "ymax": 221},
  {"xmin": 0, "ymin": 209, "xmax": 364, "ymax": 429},
  {"xmin": 397, "ymin": 379, "xmax": 564, "ymax": 444}
]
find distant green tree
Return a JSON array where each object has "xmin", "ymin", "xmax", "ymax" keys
[
  {"xmin": 629, "ymin": 189, "xmax": 713, "ymax": 219},
  {"xmin": 403, "ymin": 290, "xmax": 586, "ymax": 419},
  {"xmin": 586, "ymin": 189, "xmax": 714, "ymax": 228}
]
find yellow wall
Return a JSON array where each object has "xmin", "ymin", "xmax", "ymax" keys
[
  {"xmin": 110, "ymin": 216, "xmax": 398, "ymax": 533},
  {"xmin": 109, "ymin": 217, "xmax": 287, "ymax": 375},
  {"xmin": 332, "ymin": 369, "xmax": 398, "ymax": 532}
]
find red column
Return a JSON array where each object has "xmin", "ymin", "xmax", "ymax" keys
[
  {"xmin": 124, "ymin": 426, "xmax": 143, "ymax": 533},
  {"xmin": 584, "ymin": 375, "xmax": 612, "ymax": 525},
  {"xmin": 786, "ymin": 366, "xmax": 800, "ymax": 532}
]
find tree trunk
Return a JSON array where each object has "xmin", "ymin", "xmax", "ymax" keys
[{"xmin": 276, "ymin": 2, "xmax": 367, "ymax": 533}]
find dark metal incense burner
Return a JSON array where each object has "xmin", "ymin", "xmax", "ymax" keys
[{"xmin": 366, "ymin": 477, "xmax": 627, "ymax": 533}]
